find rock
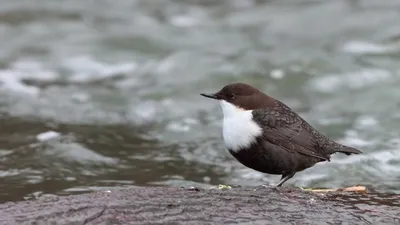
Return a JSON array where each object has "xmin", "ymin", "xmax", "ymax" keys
[{"xmin": 0, "ymin": 186, "xmax": 399, "ymax": 225}]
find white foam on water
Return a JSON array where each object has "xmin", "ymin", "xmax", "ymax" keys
[
  {"xmin": 44, "ymin": 140, "xmax": 118, "ymax": 165},
  {"xmin": 70, "ymin": 92, "xmax": 90, "ymax": 103},
  {"xmin": 0, "ymin": 56, "xmax": 149, "ymax": 125},
  {"xmin": 129, "ymin": 101, "xmax": 158, "ymax": 123},
  {"xmin": 0, "ymin": 70, "xmax": 40, "ymax": 96},
  {"xmin": 339, "ymin": 129, "xmax": 376, "ymax": 148},
  {"xmin": 0, "ymin": 59, "xmax": 59, "ymax": 95},
  {"xmin": 309, "ymin": 68, "xmax": 393, "ymax": 93},
  {"xmin": 0, "ymin": 168, "xmax": 34, "ymax": 178},
  {"xmin": 166, "ymin": 122, "xmax": 191, "ymax": 132},
  {"xmin": 0, "ymin": 56, "xmax": 137, "ymax": 97},
  {"xmin": 11, "ymin": 59, "xmax": 58, "ymax": 81},
  {"xmin": 342, "ymin": 40, "xmax": 400, "ymax": 54},
  {"xmin": 354, "ymin": 115, "xmax": 379, "ymax": 129},
  {"xmin": 0, "ymin": 149, "xmax": 13, "ymax": 157},
  {"xmin": 170, "ymin": 15, "xmax": 199, "ymax": 27},
  {"xmin": 166, "ymin": 118, "xmax": 198, "ymax": 133},
  {"xmin": 317, "ymin": 117, "xmax": 347, "ymax": 126},
  {"xmin": 329, "ymin": 147, "xmax": 400, "ymax": 173},
  {"xmin": 36, "ymin": 131, "xmax": 61, "ymax": 142},
  {"xmin": 270, "ymin": 69, "xmax": 285, "ymax": 79},
  {"xmin": 63, "ymin": 56, "xmax": 137, "ymax": 83},
  {"xmin": 239, "ymin": 168, "xmax": 266, "ymax": 180},
  {"xmin": 305, "ymin": 132, "xmax": 400, "ymax": 187}
]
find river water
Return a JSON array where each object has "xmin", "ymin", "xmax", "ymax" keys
[{"xmin": 0, "ymin": 0, "xmax": 400, "ymax": 202}]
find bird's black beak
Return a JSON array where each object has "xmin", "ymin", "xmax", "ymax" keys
[{"xmin": 200, "ymin": 93, "xmax": 218, "ymax": 100}]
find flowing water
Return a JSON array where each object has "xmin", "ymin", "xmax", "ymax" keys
[{"xmin": 1, "ymin": 0, "xmax": 400, "ymax": 203}]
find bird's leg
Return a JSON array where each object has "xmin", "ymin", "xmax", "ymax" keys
[{"xmin": 276, "ymin": 173, "xmax": 295, "ymax": 187}]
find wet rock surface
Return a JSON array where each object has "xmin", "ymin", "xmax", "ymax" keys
[{"xmin": 0, "ymin": 186, "xmax": 399, "ymax": 225}]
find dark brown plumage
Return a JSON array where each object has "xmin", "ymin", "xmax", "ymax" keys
[{"xmin": 201, "ymin": 83, "xmax": 362, "ymax": 186}]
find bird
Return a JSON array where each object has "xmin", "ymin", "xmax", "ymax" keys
[{"xmin": 200, "ymin": 83, "xmax": 362, "ymax": 187}]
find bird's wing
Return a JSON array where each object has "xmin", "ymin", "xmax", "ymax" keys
[{"xmin": 252, "ymin": 107, "xmax": 330, "ymax": 161}]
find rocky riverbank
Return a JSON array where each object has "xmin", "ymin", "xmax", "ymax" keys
[{"xmin": 0, "ymin": 186, "xmax": 399, "ymax": 225}]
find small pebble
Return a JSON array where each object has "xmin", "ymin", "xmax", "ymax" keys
[
  {"xmin": 307, "ymin": 198, "xmax": 316, "ymax": 204},
  {"xmin": 188, "ymin": 187, "xmax": 200, "ymax": 191}
]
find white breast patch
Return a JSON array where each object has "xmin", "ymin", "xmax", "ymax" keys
[{"xmin": 219, "ymin": 100, "xmax": 262, "ymax": 152}]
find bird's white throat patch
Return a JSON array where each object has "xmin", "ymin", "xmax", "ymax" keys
[{"xmin": 219, "ymin": 100, "xmax": 262, "ymax": 152}]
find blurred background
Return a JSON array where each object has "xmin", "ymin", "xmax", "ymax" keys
[{"xmin": 0, "ymin": 0, "xmax": 400, "ymax": 202}]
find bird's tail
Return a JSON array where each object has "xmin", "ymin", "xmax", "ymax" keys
[{"xmin": 333, "ymin": 144, "xmax": 362, "ymax": 155}]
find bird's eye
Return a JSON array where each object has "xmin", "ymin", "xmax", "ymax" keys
[{"xmin": 229, "ymin": 93, "xmax": 235, "ymax": 99}]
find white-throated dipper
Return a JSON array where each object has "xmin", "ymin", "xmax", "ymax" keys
[{"xmin": 201, "ymin": 83, "xmax": 362, "ymax": 187}]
